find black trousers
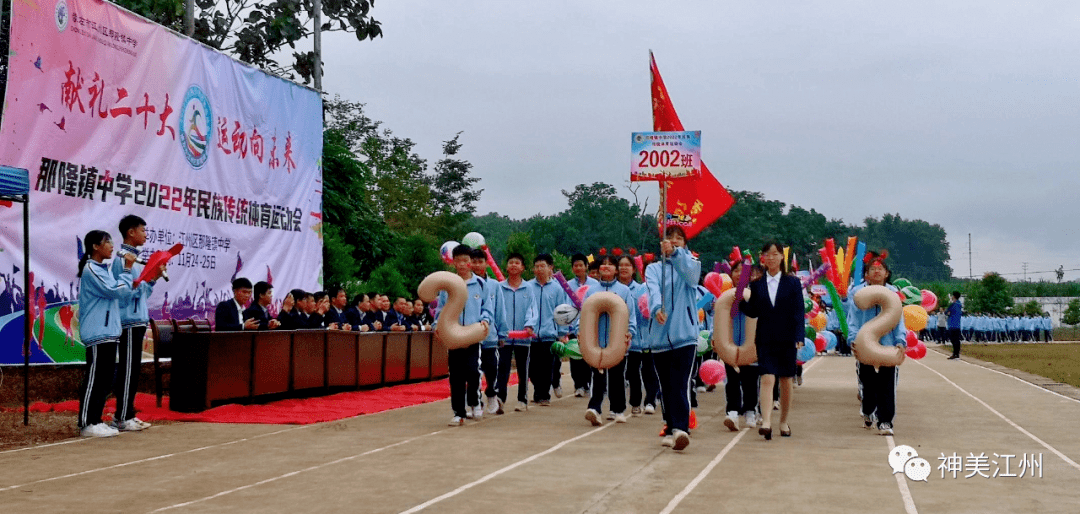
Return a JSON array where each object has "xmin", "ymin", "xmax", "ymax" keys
[
  {"xmin": 481, "ymin": 347, "xmax": 499, "ymax": 398},
  {"xmin": 114, "ymin": 325, "xmax": 146, "ymax": 423},
  {"xmin": 588, "ymin": 360, "xmax": 626, "ymax": 414},
  {"xmin": 570, "ymin": 359, "xmax": 592, "ymax": 391},
  {"xmin": 448, "ymin": 343, "xmax": 481, "ymax": 417},
  {"xmin": 626, "ymin": 351, "xmax": 659, "ymax": 408},
  {"xmin": 859, "ymin": 363, "xmax": 897, "ymax": 425},
  {"xmin": 725, "ymin": 364, "xmax": 759, "ymax": 415},
  {"xmin": 653, "ymin": 345, "xmax": 695, "ymax": 434},
  {"xmin": 496, "ymin": 345, "xmax": 531, "ymax": 403},
  {"xmin": 79, "ymin": 341, "xmax": 118, "ymax": 428},
  {"xmin": 530, "ymin": 340, "xmax": 554, "ymax": 402},
  {"xmin": 949, "ymin": 328, "xmax": 962, "ymax": 357}
]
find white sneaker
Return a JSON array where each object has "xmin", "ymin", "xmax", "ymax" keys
[
  {"xmin": 613, "ymin": 412, "xmax": 628, "ymax": 423},
  {"xmin": 553, "ymin": 386, "xmax": 564, "ymax": 398},
  {"xmin": 631, "ymin": 406, "xmax": 643, "ymax": 417},
  {"xmin": 695, "ymin": 386, "xmax": 707, "ymax": 393},
  {"xmin": 472, "ymin": 406, "xmax": 484, "ymax": 419},
  {"xmin": 111, "ymin": 418, "xmax": 145, "ymax": 432},
  {"xmin": 661, "ymin": 435, "xmax": 674, "ymax": 447},
  {"xmin": 574, "ymin": 388, "xmax": 586, "ymax": 397},
  {"xmin": 80, "ymin": 423, "xmax": 119, "ymax": 438},
  {"xmin": 485, "ymin": 396, "xmax": 499, "ymax": 415},
  {"xmin": 672, "ymin": 429, "xmax": 691, "ymax": 451},
  {"xmin": 744, "ymin": 411, "xmax": 757, "ymax": 428},
  {"xmin": 131, "ymin": 417, "xmax": 151, "ymax": 429},
  {"xmin": 585, "ymin": 409, "xmax": 602, "ymax": 426},
  {"xmin": 644, "ymin": 404, "xmax": 656, "ymax": 415},
  {"xmin": 606, "ymin": 411, "xmax": 615, "ymax": 421},
  {"xmin": 465, "ymin": 408, "xmax": 474, "ymax": 419},
  {"xmin": 514, "ymin": 401, "xmax": 528, "ymax": 412},
  {"xmin": 724, "ymin": 411, "xmax": 739, "ymax": 432},
  {"xmin": 878, "ymin": 422, "xmax": 894, "ymax": 436},
  {"xmin": 448, "ymin": 416, "xmax": 464, "ymax": 426}
]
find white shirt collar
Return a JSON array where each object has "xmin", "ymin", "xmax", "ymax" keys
[{"xmin": 767, "ymin": 271, "xmax": 781, "ymax": 282}]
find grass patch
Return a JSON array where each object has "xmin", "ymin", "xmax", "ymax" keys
[
  {"xmin": 958, "ymin": 343, "xmax": 1080, "ymax": 388},
  {"xmin": 0, "ymin": 411, "xmax": 80, "ymax": 451}
]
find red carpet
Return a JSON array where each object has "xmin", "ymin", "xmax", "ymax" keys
[{"xmin": 5, "ymin": 374, "xmax": 520, "ymax": 425}]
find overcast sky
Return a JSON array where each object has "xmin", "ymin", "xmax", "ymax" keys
[{"xmin": 317, "ymin": 0, "xmax": 1080, "ymax": 282}]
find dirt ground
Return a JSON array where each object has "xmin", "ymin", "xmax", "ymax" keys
[{"xmin": 2, "ymin": 347, "xmax": 1078, "ymax": 513}]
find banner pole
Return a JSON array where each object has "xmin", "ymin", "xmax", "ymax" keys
[{"xmin": 23, "ymin": 194, "xmax": 30, "ymax": 426}]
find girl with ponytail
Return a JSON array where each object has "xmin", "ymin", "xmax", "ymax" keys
[{"xmin": 76, "ymin": 229, "xmax": 137, "ymax": 437}]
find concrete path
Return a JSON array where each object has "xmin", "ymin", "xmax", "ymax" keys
[{"xmin": 2, "ymin": 349, "xmax": 1078, "ymax": 513}]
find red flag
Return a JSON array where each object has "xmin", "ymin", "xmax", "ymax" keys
[{"xmin": 651, "ymin": 52, "xmax": 735, "ymax": 240}]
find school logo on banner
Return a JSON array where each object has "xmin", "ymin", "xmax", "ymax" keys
[
  {"xmin": 55, "ymin": 0, "xmax": 69, "ymax": 32},
  {"xmin": 180, "ymin": 85, "xmax": 213, "ymax": 169}
]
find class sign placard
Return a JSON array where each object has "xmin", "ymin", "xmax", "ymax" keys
[{"xmin": 630, "ymin": 131, "xmax": 701, "ymax": 181}]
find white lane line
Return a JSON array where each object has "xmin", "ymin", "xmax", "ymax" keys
[
  {"xmin": 398, "ymin": 424, "xmax": 612, "ymax": 514},
  {"xmin": 885, "ymin": 435, "xmax": 919, "ymax": 514},
  {"xmin": 0, "ymin": 425, "xmax": 309, "ymax": 492},
  {"xmin": 950, "ymin": 352, "xmax": 1080, "ymax": 404},
  {"xmin": 658, "ymin": 429, "xmax": 749, "ymax": 514},
  {"xmin": 915, "ymin": 360, "xmax": 1080, "ymax": 472},
  {"xmin": 655, "ymin": 353, "xmax": 826, "ymax": 514},
  {"xmin": 150, "ymin": 430, "xmax": 442, "ymax": 512},
  {"xmin": 0, "ymin": 434, "xmax": 93, "ymax": 455}
]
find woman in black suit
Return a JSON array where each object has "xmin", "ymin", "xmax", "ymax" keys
[{"xmin": 740, "ymin": 241, "xmax": 806, "ymax": 440}]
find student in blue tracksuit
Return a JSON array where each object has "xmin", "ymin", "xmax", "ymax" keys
[
  {"xmin": 436, "ymin": 245, "xmax": 493, "ymax": 426},
  {"xmin": 523, "ymin": 253, "xmax": 570, "ymax": 407},
  {"xmin": 582, "ymin": 255, "xmax": 637, "ymax": 425},
  {"xmin": 645, "ymin": 226, "xmax": 701, "ymax": 451},
  {"xmin": 845, "ymin": 252, "xmax": 907, "ymax": 436},
  {"xmin": 566, "ymin": 253, "xmax": 600, "ymax": 398},
  {"xmin": 619, "ymin": 254, "xmax": 659, "ymax": 417},
  {"xmin": 496, "ymin": 253, "xmax": 534, "ymax": 412},
  {"xmin": 722, "ymin": 259, "xmax": 761, "ymax": 431},
  {"xmin": 109, "ymin": 215, "xmax": 165, "ymax": 433},
  {"xmin": 472, "ymin": 248, "xmax": 508, "ymax": 416},
  {"xmin": 77, "ymin": 230, "xmax": 138, "ymax": 437}
]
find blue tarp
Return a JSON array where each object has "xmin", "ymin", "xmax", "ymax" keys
[{"xmin": 0, "ymin": 166, "xmax": 30, "ymax": 197}]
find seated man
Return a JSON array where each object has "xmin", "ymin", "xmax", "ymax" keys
[
  {"xmin": 309, "ymin": 291, "xmax": 331, "ymax": 328},
  {"xmin": 214, "ymin": 278, "xmax": 259, "ymax": 331},
  {"xmin": 390, "ymin": 296, "xmax": 420, "ymax": 331},
  {"xmin": 243, "ymin": 281, "xmax": 282, "ymax": 330},
  {"xmin": 276, "ymin": 289, "xmax": 305, "ymax": 330},
  {"xmin": 366, "ymin": 294, "xmax": 393, "ymax": 331},
  {"xmin": 345, "ymin": 293, "xmax": 374, "ymax": 332},
  {"xmin": 323, "ymin": 286, "xmax": 353, "ymax": 331}
]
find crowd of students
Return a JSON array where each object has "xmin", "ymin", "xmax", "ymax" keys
[{"xmin": 922, "ymin": 312, "xmax": 1053, "ymax": 343}]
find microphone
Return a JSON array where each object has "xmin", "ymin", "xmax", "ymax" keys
[{"xmin": 119, "ymin": 248, "xmax": 170, "ymax": 282}]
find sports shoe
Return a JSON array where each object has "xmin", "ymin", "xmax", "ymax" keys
[
  {"xmin": 606, "ymin": 411, "xmax": 615, "ymax": 421},
  {"xmin": 538, "ymin": 400, "xmax": 551, "ymax": 407},
  {"xmin": 111, "ymin": 418, "xmax": 145, "ymax": 432},
  {"xmin": 744, "ymin": 411, "xmax": 757, "ymax": 428},
  {"xmin": 695, "ymin": 385, "xmax": 707, "ymax": 393},
  {"xmin": 448, "ymin": 416, "xmax": 465, "ymax": 426},
  {"xmin": 878, "ymin": 422, "xmax": 894, "ymax": 436},
  {"xmin": 706, "ymin": 384, "xmax": 716, "ymax": 392},
  {"xmin": 643, "ymin": 404, "xmax": 656, "ymax": 415},
  {"xmin": 495, "ymin": 398, "xmax": 505, "ymax": 415},
  {"xmin": 574, "ymin": 388, "xmax": 586, "ymax": 397},
  {"xmin": 80, "ymin": 423, "xmax": 120, "ymax": 438},
  {"xmin": 614, "ymin": 412, "xmax": 628, "ymax": 423},
  {"xmin": 661, "ymin": 435, "xmax": 674, "ymax": 447},
  {"xmin": 862, "ymin": 413, "xmax": 873, "ymax": 429},
  {"xmin": 553, "ymin": 386, "xmax": 564, "ymax": 398},
  {"xmin": 514, "ymin": 401, "xmax": 528, "ymax": 412},
  {"xmin": 672, "ymin": 429, "xmax": 690, "ymax": 451},
  {"xmin": 585, "ymin": 409, "xmax": 602, "ymax": 426},
  {"xmin": 724, "ymin": 411, "xmax": 739, "ymax": 432},
  {"xmin": 131, "ymin": 417, "xmax": 152, "ymax": 429},
  {"xmin": 631, "ymin": 406, "xmax": 643, "ymax": 417},
  {"xmin": 472, "ymin": 406, "xmax": 484, "ymax": 419},
  {"xmin": 465, "ymin": 408, "xmax": 474, "ymax": 419},
  {"xmin": 485, "ymin": 396, "xmax": 499, "ymax": 415}
]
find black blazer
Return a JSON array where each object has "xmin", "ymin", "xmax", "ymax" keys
[
  {"xmin": 741, "ymin": 274, "xmax": 805, "ymax": 345},
  {"xmin": 324, "ymin": 307, "xmax": 348, "ymax": 328},
  {"xmin": 364, "ymin": 310, "xmax": 390, "ymax": 330},
  {"xmin": 276, "ymin": 309, "xmax": 300, "ymax": 330},
  {"xmin": 243, "ymin": 304, "xmax": 272, "ymax": 330},
  {"xmin": 214, "ymin": 299, "xmax": 244, "ymax": 331}
]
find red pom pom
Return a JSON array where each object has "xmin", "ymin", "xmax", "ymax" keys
[
  {"xmin": 629, "ymin": 248, "xmax": 638, "ymax": 255},
  {"xmin": 612, "ymin": 248, "xmax": 624, "ymax": 256},
  {"xmin": 598, "ymin": 248, "xmax": 607, "ymax": 256}
]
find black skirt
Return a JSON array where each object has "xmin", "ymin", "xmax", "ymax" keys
[{"xmin": 756, "ymin": 339, "xmax": 797, "ymax": 377}]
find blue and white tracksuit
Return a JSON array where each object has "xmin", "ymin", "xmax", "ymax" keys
[
  {"xmin": 78, "ymin": 259, "xmax": 134, "ymax": 428},
  {"xmin": 644, "ymin": 247, "xmax": 701, "ymax": 434},
  {"xmin": 845, "ymin": 282, "xmax": 906, "ymax": 426}
]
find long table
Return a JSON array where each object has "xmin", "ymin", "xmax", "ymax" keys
[{"xmin": 170, "ymin": 330, "xmax": 448, "ymax": 412}]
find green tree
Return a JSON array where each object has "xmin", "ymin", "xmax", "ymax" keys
[
  {"xmin": 1062, "ymin": 299, "xmax": 1080, "ymax": 326},
  {"xmin": 390, "ymin": 233, "xmax": 446, "ymax": 297},
  {"xmin": 858, "ymin": 213, "xmax": 951, "ymax": 281},
  {"xmin": 429, "ymin": 133, "xmax": 483, "ymax": 242},
  {"xmin": 363, "ymin": 263, "xmax": 408, "ymax": 300},
  {"xmin": 967, "ymin": 272, "xmax": 1014, "ymax": 314},
  {"xmin": 504, "ymin": 231, "xmax": 537, "ymax": 280},
  {"xmin": 113, "ymin": 0, "xmax": 382, "ymax": 84}
]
